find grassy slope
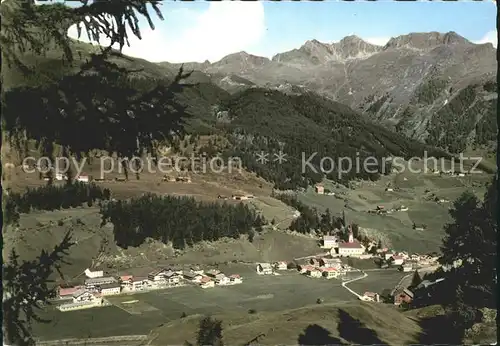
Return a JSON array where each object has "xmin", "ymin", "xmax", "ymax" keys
[{"xmin": 150, "ymin": 301, "xmax": 421, "ymax": 345}]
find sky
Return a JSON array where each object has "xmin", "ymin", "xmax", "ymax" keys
[{"xmin": 65, "ymin": 1, "xmax": 497, "ymax": 63}]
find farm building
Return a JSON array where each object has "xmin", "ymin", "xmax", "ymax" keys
[
  {"xmin": 394, "ymin": 288, "xmax": 414, "ymax": 305},
  {"xmin": 315, "ymin": 184, "xmax": 324, "ymax": 194},
  {"xmin": 322, "ymin": 235, "xmax": 338, "ymax": 248},
  {"xmin": 273, "ymin": 261, "xmax": 288, "ymax": 271},
  {"xmin": 148, "ymin": 269, "xmax": 168, "ymax": 282},
  {"xmin": 229, "ymin": 274, "xmax": 242, "ymax": 284},
  {"xmin": 206, "ymin": 269, "xmax": 221, "ymax": 277},
  {"xmin": 256, "ymin": 263, "xmax": 273, "ymax": 275},
  {"xmin": 183, "ymin": 271, "xmax": 203, "ymax": 283},
  {"xmin": 165, "ymin": 272, "xmax": 182, "ymax": 285},
  {"xmin": 297, "ymin": 265, "xmax": 314, "ymax": 274},
  {"xmin": 100, "ymin": 283, "xmax": 121, "ymax": 296},
  {"xmin": 400, "ymin": 263, "xmax": 413, "ymax": 272},
  {"xmin": 309, "ymin": 258, "xmax": 321, "ymax": 266}
]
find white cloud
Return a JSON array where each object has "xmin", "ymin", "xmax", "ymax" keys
[
  {"xmin": 67, "ymin": 2, "xmax": 266, "ymax": 63},
  {"xmin": 474, "ymin": 30, "xmax": 497, "ymax": 48},
  {"xmin": 363, "ymin": 37, "xmax": 390, "ymax": 46}
]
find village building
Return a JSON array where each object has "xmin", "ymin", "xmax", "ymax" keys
[
  {"xmin": 274, "ymin": 261, "xmax": 288, "ymax": 271},
  {"xmin": 165, "ymin": 272, "xmax": 182, "ymax": 285},
  {"xmin": 130, "ymin": 277, "xmax": 149, "ymax": 291},
  {"xmin": 413, "ymin": 223, "xmax": 426, "ymax": 231},
  {"xmin": 85, "ymin": 268, "xmax": 104, "ymax": 278},
  {"xmin": 148, "ymin": 269, "xmax": 168, "ymax": 283},
  {"xmin": 390, "ymin": 255, "xmax": 404, "ymax": 266},
  {"xmin": 337, "ymin": 232, "xmax": 364, "ymax": 257},
  {"xmin": 206, "ymin": 269, "xmax": 221, "ymax": 277},
  {"xmin": 199, "ymin": 277, "xmax": 215, "ymax": 289},
  {"xmin": 384, "ymin": 252, "xmax": 395, "ymax": 261},
  {"xmin": 322, "ymin": 268, "xmax": 340, "ymax": 279},
  {"xmin": 85, "ymin": 276, "xmax": 117, "ymax": 290},
  {"xmin": 58, "ymin": 286, "xmax": 81, "ymax": 299},
  {"xmin": 322, "ymin": 235, "xmax": 338, "ymax": 248},
  {"xmin": 256, "ymin": 263, "xmax": 273, "ymax": 275},
  {"xmin": 190, "ymin": 266, "xmax": 204, "ymax": 275},
  {"xmin": 100, "ymin": 283, "xmax": 121, "ymax": 296},
  {"xmin": 298, "ymin": 264, "xmax": 314, "ymax": 274},
  {"xmin": 361, "ymin": 292, "xmax": 380, "ymax": 302},
  {"xmin": 315, "ymin": 184, "xmax": 324, "ymax": 194},
  {"xmin": 183, "ymin": 271, "xmax": 203, "ymax": 283},
  {"xmin": 72, "ymin": 290, "xmax": 96, "ymax": 304},
  {"xmin": 394, "ymin": 288, "xmax": 414, "ymax": 306},
  {"xmin": 214, "ymin": 274, "xmax": 231, "ymax": 286},
  {"xmin": 229, "ymin": 274, "xmax": 242, "ymax": 284},
  {"xmin": 385, "ymin": 187, "xmax": 393, "ymax": 192},
  {"xmin": 309, "ymin": 258, "xmax": 321, "ymax": 266},
  {"xmin": 319, "ymin": 258, "xmax": 342, "ymax": 268},
  {"xmin": 401, "ymin": 263, "xmax": 413, "ymax": 272},
  {"xmin": 307, "ymin": 268, "xmax": 322, "ymax": 278}
]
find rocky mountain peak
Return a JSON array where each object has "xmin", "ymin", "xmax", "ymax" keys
[
  {"xmin": 384, "ymin": 31, "xmax": 471, "ymax": 51},
  {"xmin": 332, "ymin": 35, "xmax": 382, "ymax": 59}
]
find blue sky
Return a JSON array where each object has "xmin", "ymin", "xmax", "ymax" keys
[{"xmin": 67, "ymin": 1, "xmax": 497, "ymax": 63}]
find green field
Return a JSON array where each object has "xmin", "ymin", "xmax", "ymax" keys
[{"xmin": 32, "ymin": 270, "xmax": 358, "ymax": 341}]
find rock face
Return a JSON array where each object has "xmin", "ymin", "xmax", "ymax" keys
[{"xmin": 158, "ymin": 31, "xmax": 497, "ymax": 151}]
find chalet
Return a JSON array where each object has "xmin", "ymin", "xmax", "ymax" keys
[
  {"xmin": 274, "ymin": 261, "xmax": 288, "ymax": 271},
  {"xmin": 307, "ymin": 268, "xmax": 322, "ymax": 278},
  {"xmin": 229, "ymin": 274, "xmax": 242, "ymax": 284},
  {"xmin": 384, "ymin": 252, "xmax": 395, "ymax": 261},
  {"xmin": 324, "ymin": 189, "xmax": 335, "ymax": 196},
  {"xmin": 376, "ymin": 205, "xmax": 385, "ymax": 211},
  {"xmin": 232, "ymin": 194, "xmax": 249, "ymax": 200},
  {"xmin": 165, "ymin": 272, "xmax": 182, "ymax": 285},
  {"xmin": 322, "ymin": 268, "xmax": 340, "ymax": 279},
  {"xmin": 394, "ymin": 288, "xmax": 414, "ymax": 305},
  {"xmin": 337, "ymin": 232, "xmax": 364, "ymax": 257},
  {"xmin": 256, "ymin": 263, "xmax": 273, "ymax": 275},
  {"xmin": 120, "ymin": 275, "xmax": 133, "ymax": 282},
  {"xmin": 323, "ymin": 235, "xmax": 338, "ymax": 248},
  {"xmin": 385, "ymin": 187, "xmax": 393, "ymax": 192},
  {"xmin": 315, "ymin": 184, "xmax": 325, "ymax": 194},
  {"xmin": 390, "ymin": 255, "xmax": 404, "ymax": 266},
  {"xmin": 319, "ymin": 258, "xmax": 342, "ymax": 268},
  {"xmin": 183, "ymin": 271, "xmax": 203, "ymax": 283},
  {"xmin": 199, "ymin": 277, "xmax": 215, "ymax": 289},
  {"xmin": 100, "ymin": 283, "xmax": 121, "ymax": 296},
  {"xmin": 72, "ymin": 290, "xmax": 96, "ymax": 303},
  {"xmin": 361, "ymin": 292, "xmax": 380, "ymax": 302},
  {"xmin": 148, "ymin": 269, "xmax": 168, "ymax": 283},
  {"xmin": 85, "ymin": 276, "xmax": 117, "ymax": 289},
  {"xmin": 399, "ymin": 206, "xmax": 409, "ymax": 212}
]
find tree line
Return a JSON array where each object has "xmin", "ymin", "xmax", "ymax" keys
[
  {"xmin": 99, "ymin": 193, "xmax": 266, "ymax": 249},
  {"xmin": 273, "ymin": 192, "xmax": 344, "ymax": 234},
  {"xmin": 4, "ymin": 183, "xmax": 111, "ymax": 226}
]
